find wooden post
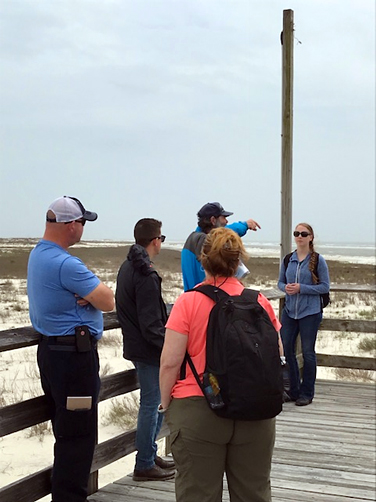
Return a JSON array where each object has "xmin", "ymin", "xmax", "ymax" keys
[
  {"xmin": 280, "ymin": 9, "xmax": 294, "ymax": 262},
  {"xmin": 87, "ymin": 408, "xmax": 99, "ymax": 495},
  {"xmin": 279, "ymin": 9, "xmax": 294, "ymax": 318}
]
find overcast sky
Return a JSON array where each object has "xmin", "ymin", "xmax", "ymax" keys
[{"xmin": 1, "ymin": 0, "xmax": 374, "ymax": 245}]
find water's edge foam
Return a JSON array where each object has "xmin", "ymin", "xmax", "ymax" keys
[{"xmin": 1, "ymin": 238, "xmax": 375, "ymax": 265}]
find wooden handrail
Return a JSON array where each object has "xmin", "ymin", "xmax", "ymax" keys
[
  {"xmin": 0, "ymin": 422, "xmax": 171, "ymax": 502},
  {"xmin": 0, "ymin": 311, "xmax": 120, "ymax": 353},
  {"xmin": 0, "ymin": 369, "xmax": 139, "ymax": 438},
  {"xmin": 0, "ymin": 284, "xmax": 374, "ymax": 502},
  {"xmin": 320, "ymin": 318, "xmax": 375, "ymax": 333},
  {"xmin": 1, "ymin": 285, "xmax": 375, "ymax": 353}
]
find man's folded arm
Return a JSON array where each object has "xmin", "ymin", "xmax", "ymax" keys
[{"xmin": 84, "ymin": 282, "xmax": 115, "ymax": 312}]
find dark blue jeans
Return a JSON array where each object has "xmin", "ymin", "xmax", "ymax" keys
[
  {"xmin": 281, "ymin": 310, "xmax": 322, "ymax": 400},
  {"xmin": 133, "ymin": 361, "xmax": 164, "ymax": 470}
]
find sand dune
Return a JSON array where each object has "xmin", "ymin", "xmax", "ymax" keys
[{"xmin": 0, "ymin": 240, "xmax": 374, "ymax": 499}]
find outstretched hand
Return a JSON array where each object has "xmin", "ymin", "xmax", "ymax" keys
[{"xmin": 246, "ymin": 219, "xmax": 261, "ymax": 231}]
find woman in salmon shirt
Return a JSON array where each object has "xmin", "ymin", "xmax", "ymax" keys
[{"xmin": 159, "ymin": 227, "xmax": 282, "ymax": 502}]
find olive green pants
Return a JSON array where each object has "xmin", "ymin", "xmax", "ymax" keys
[{"xmin": 165, "ymin": 397, "xmax": 275, "ymax": 502}]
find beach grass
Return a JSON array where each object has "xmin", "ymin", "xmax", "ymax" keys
[
  {"xmin": 1, "ymin": 239, "xmax": 375, "ymax": 285},
  {"xmin": 101, "ymin": 393, "xmax": 139, "ymax": 430},
  {"xmin": 0, "ymin": 240, "xmax": 374, "ymax": 475}
]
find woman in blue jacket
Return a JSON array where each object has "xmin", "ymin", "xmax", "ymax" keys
[{"xmin": 278, "ymin": 223, "xmax": 330, "ymax": 406}]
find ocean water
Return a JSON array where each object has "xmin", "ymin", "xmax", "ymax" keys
[
  {"xmin": 164, "ymin": 240, "xmax": 376, "ymax": 266},
  {"xmin": 0, "ymin": 238, "xmax": 375, "ymax": 265}
]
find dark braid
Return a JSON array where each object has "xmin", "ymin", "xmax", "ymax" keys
[
  {"xmin": 308, "ymin": 247, "xmax": 319, "ymax": 284},
  {"xmin": 298, "ymin": 222, "xmax": 318, "ymax": 284}
]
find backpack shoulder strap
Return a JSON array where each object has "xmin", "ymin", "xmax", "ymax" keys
[
  {"xmin": 191, "ymin": 284, "xmax": 230, "ymax": 303},
  {"xmin": 283, "ymin": 252, "xmax": 293, "ymax": 270},
  {"xmin": 283, "ymin": 252, "xmax": 293, "ymax": 281},
  {"xmin": 180, "ymin": 285, "xmax": 228, "ymax": 381},
  {"xmin": 284, "ymin": 251, "xmax": 321, "ymax": 281},
  {"xmin": 192, "ymin": 285, "xmax": 260, "ymax": 303},
  {"xmin": 183, "ymin": 352, "xmax": 205, "ymax": 390},
  {"xmin": 239, "ymin": 288, "xmax": 259, "ymax": 303}
]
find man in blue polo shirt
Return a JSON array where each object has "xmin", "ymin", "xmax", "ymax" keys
[
  {"xmin": 27, "ymin": 196, "xmax": 114, "ymax": 502},
  {"xmin": 181, "ymin": 202, "xmax": 261, "ymax": 291}
]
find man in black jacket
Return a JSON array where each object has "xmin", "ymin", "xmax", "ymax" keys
[{"xmin": 116, "ymin": 218, "xmax": 175, "ymax": 481}]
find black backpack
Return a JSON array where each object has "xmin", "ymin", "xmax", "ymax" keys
[
  {"xmin": 184, "ymin": 285, "xmax": 283, "ymax": 421},
  {"xmin": 283, "ymin": 252, "xmax": 330, "ymax": 309}
]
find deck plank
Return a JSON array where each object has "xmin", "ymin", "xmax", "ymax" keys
[{"xmin": 88, "ymin": 380, "xmax": 376, "ymax": 502}]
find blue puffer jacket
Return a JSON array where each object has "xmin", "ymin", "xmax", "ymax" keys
[
  {"xmin": 181, "ymin": 221, "xmax": 249, "ymax": 291},
  {"xmin": 278, "ymin": 251, "xmax": 330, "ymax": 319}
]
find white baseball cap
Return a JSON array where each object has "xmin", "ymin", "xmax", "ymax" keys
[{"xmin": 46, "ymin": 196, "xmax": 98, "ymax": 223}]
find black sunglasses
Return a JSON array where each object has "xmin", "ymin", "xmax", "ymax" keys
[
  {"xmin": 293, "ymin": 231, "xmax": 311, "ymax": 238},
  {"xmin": 151, "ymin": 235, "xmax": 166, "ymax": 243},
  {"xmin": 66, "ymin": 196, "xmax": 86, "ymax": 215},
  {"xmin": 62, "ymin": 218, "xmax": 86, "ymax": 226}
]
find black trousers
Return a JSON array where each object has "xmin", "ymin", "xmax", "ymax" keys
[{"xmin": 37, "ymin": 336, "xmax": 100, "ymax": 502}]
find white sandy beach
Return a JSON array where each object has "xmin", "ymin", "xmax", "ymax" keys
[{"xmin": 0, "ymin": 241, "xmax": 375, "ymax": 500}]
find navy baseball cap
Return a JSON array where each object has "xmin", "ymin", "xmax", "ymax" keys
[{"xmin": 197, "ymin": 202, "xmax": 234, "ymax": 219}]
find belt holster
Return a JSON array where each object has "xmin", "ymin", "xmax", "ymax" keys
[{"xmin": 75, "ymin": 326, "xmax": 92, "ymax": 352}]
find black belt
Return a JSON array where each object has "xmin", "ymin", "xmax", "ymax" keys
[
  {"xmin": 42, "ymin": 334, "xmax": 76, "ymax": 345},
  {"xmin": 40, "ymin": 334, "xmax": 97, "ymax": 351}
]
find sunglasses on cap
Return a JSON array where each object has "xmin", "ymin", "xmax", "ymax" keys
[
  {"xmin": 68, "ymin": 196, "xmax": 86, "ymax": 215},
  {"xmin": 293, "ymin": 231, "xmax": 311, "ymax": 238}
]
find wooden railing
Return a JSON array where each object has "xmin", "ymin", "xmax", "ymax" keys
[
  {"xmin": 278, "ymin": 284, "xmax": 376, "ymax": 371},
  {"xmin": 0, "ymin": 286, "xmax": 375, "ymax": 502}
]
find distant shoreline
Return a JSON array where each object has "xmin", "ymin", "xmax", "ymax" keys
[
  {"xmin": 0, "ymin": 237, "xmax": 375, "ymax": 265},
  {"xmin": 1, "ymin": 241, "xmax": 374, "ymax": 287}
]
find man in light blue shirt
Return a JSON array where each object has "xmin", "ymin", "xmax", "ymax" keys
[{"xmin": 27, "ymin": 196, "xmax": 114, "ymax": 502}]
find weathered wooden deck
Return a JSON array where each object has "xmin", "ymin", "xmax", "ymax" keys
[{"xmin": 87, "ymin": 379, "xmax": 375, "ymax": 502}]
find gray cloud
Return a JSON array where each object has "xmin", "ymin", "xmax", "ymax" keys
[{"xmin": 0, "ymin": 0, "xmax": 374, "ymax": 244}]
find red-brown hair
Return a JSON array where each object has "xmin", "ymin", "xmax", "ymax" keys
[{"xmin": 201, "ymin": 227, "xmax": 248, "ymax": 277}]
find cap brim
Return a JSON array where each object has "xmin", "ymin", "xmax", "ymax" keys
[
  {"xmin": 83, "ymin": 210, "xmax": 98, "ymax": 221},
  {"xmin": 221, "ymin": 211, "xmax": 233, "ymax": 217}
]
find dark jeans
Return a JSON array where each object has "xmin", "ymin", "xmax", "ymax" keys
[
  {"xmin": 281, "ymin": 310, "xmax": 322, "ymax": 400},
  {"xmin": 37, "ymin": 338, "xmax": 100, "ymax": 502},
  {"xmin": 133, "ymin": 361, "xmax": 164, "ymax": 470}
]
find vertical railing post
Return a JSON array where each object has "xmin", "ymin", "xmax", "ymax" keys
[
  {"xmin": 280, "ymin": 8, "xmax": 294, "ymax": 262},
  {"xmin": 280, "ymin": 8, "xmax": 294, "ymax": 319},
  {"xmin": 87, "ymin": 407, "xmax": 99, "ymax": 495}
]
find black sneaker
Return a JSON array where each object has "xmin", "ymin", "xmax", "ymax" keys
[
  {"xmin": 283, "ymin": 391, "xmax": 297, "ymax": 402},
  {"xmin": 295, "ymin": 397, "xmax": 313, "ymax": 406},
  {"xmin": 133, "ymin": 465, "xmax": 175, "ymax": 482}
]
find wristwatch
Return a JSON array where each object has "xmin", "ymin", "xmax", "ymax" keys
[{"xmin": 158, "ymin": 404, "xmax": 168, "ymax": 414}]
